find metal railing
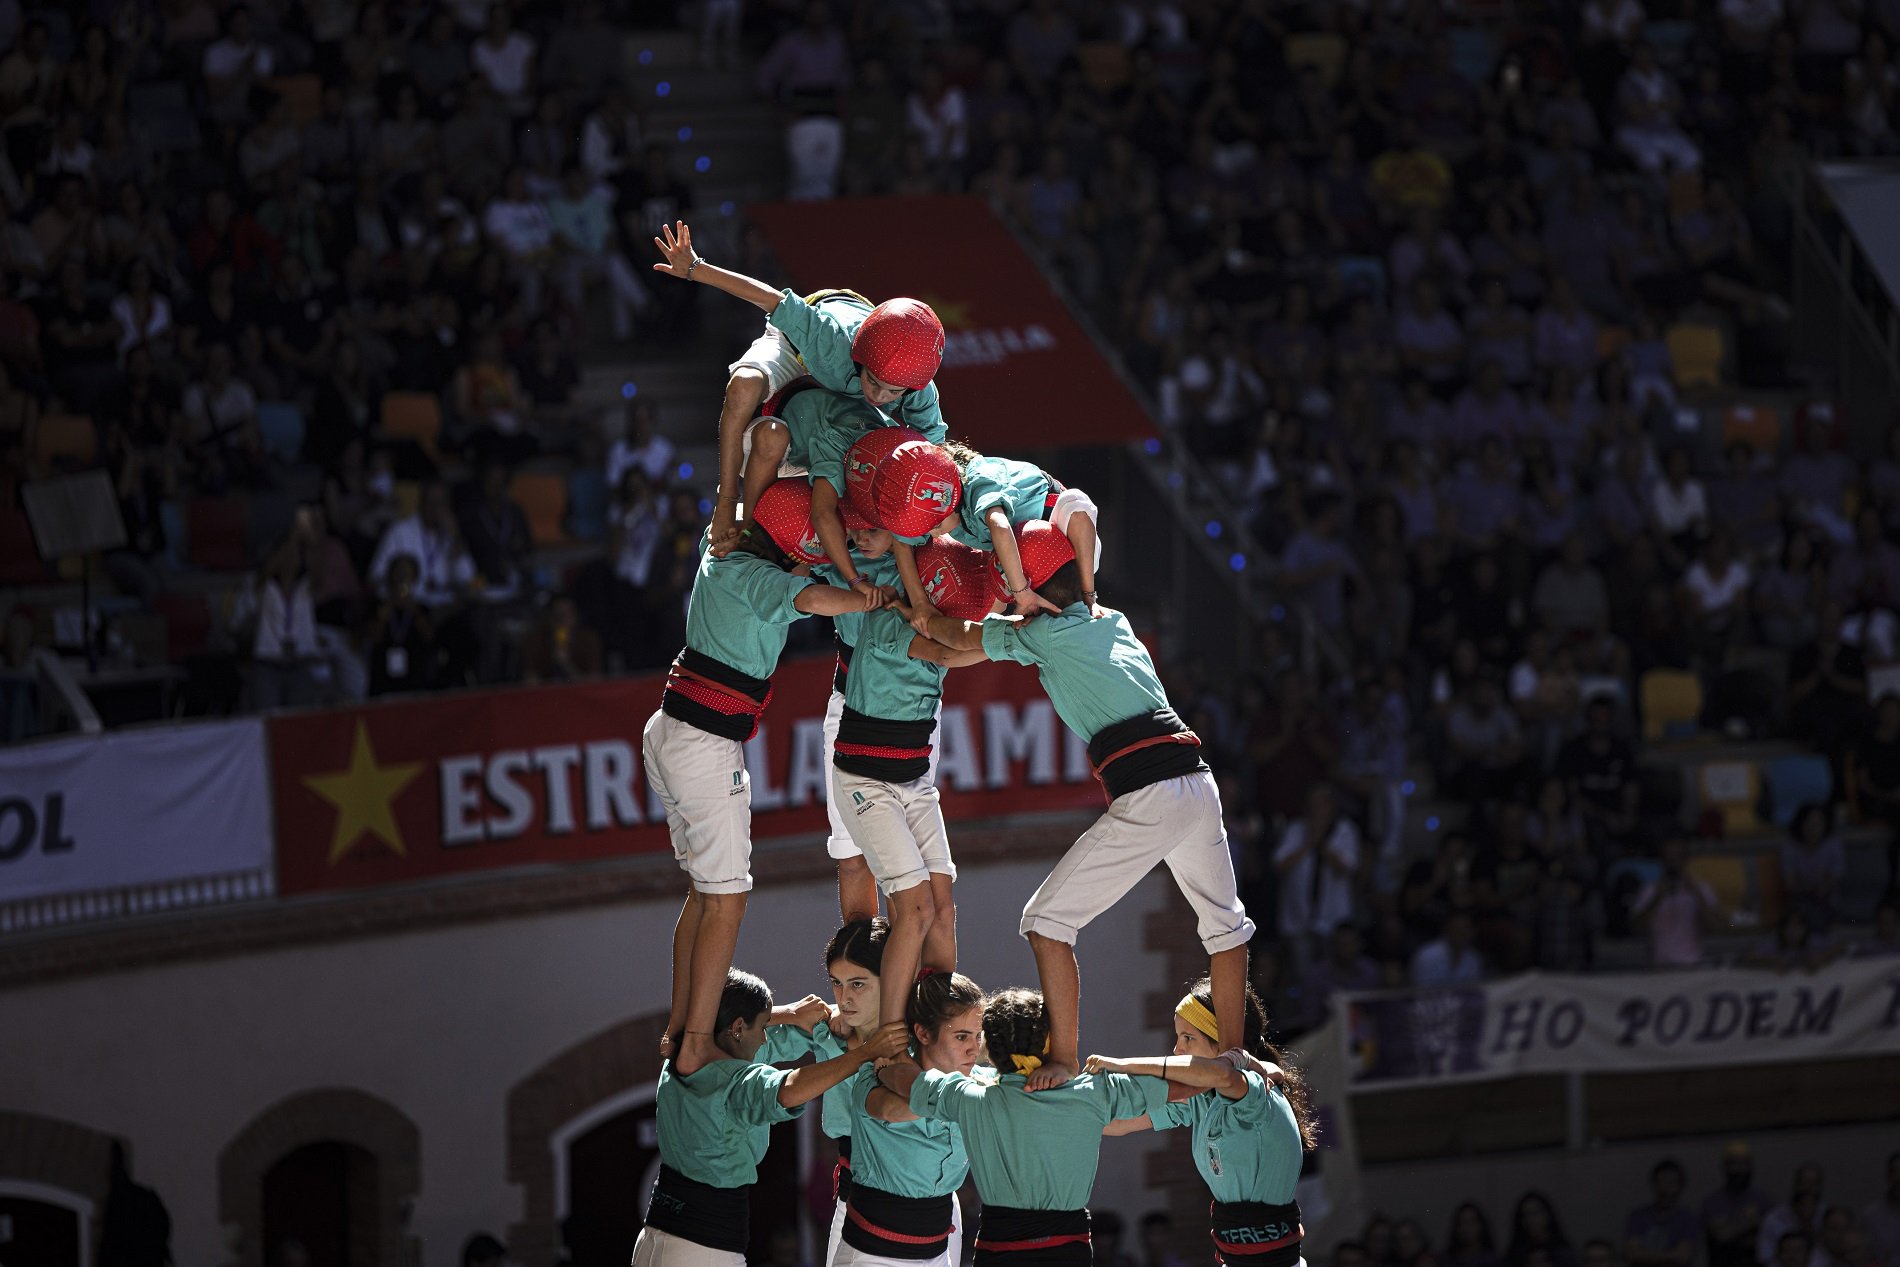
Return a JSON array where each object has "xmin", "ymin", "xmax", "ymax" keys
[
  {"xmin": 0, "ymin": 868, "xmax": 274, "ymax": 937},
  {"xmin": 1789, "ymin": 162, "xmax": 1900, "ymax": 450}
]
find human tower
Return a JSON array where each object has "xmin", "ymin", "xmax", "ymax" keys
[{"xmin": 631, "ymin": 223, "xmax": 1314, "ymax": 1267}]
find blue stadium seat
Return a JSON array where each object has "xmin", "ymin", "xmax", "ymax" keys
[
  {"xmin": 1335, "ymin": 256, "xmax": 1387, "ymax": 306},
  {"xmin": 1764, "ymin": 754, "xmax": 1832, "ymax": 827},
  {"xmin": 257, "ymin": 402, "xmax": 305, "ymax": 465},
  {"xmin": 567, "ymin": 468, "xmax": 610, "ymax": 542}
]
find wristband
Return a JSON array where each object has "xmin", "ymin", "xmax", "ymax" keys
[
  {"xmin": 851, "ymin": 576, "xmax": 873, "ymax": 588},
  {"xmin": 1083, "ymin": 590, "xmax": 1098, "ymax": 604},
  {"xmin": 1008, "ymin": 581, "xmax": 1031, "ymax": 595},
  {"xmin": 687, "ymin": 254, "xmax": 704, "ymax": 279}
]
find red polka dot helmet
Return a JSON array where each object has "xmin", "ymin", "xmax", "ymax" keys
[
  {"xmin": 853, "ymin": 299, "xmax": 945, "ymax": 392},
  {"xmin": 843, "ymin": 425, "xmax": 922, "ymax": 518},
  {"xmin": 751, "ymin": 477, "xmax": 828, "ymax": 565},
  {"xmin": 914, "ymin": 536, "xmax": 1007, "ymax": 622},
  {"xmin": 1012, "ymin": 520, "xmax": 1076, "ymax": 590},
  {"xmin": 868, "ymin": 440, "xmax": 963, "ymax": 539}
]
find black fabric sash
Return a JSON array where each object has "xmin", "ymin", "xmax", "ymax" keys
[
  {"xmin": 645, "ymin": 1164, "xmax": 750, "ymax": 1254},
  {"xmin": 661, "ymin": 647, "xmax": 771, "ymax": 741},
  {"xmin": 842, "ymin": 1182, "xmax": 955, "ymax": 1261},
  {"xmin": 1209, "ymin": 1200, "xmax": 1303, "ymax": 1267},
  {"xmin": 1086, "ymin": 708, "xmax": 1208, "ymax": 799},
  {"xmin": 975, "ymin": 1205, "xmax": 1091, "ymax": 1267},
  {"xmin": 834, "ymin": 707, "xmax": 936, "ymax": 782}
]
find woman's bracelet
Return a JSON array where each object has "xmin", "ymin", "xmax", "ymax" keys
[
  {"xmin": 687, "ymin": 254, "xmax": 704, "ymax": 279},
  {"xmin": 1008, "ymin": 581, "xmax": 1031, "ymax": 595}
]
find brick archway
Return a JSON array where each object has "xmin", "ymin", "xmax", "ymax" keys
[
  {"xmin": 506, "ymin": 1009, "xmax": 670, "ymax": 1267},
  {"xmin": 218, "ymin": 1089, "xmax": 420, "ymax": 1267},
  {"xmin": 0, "ymin": 1112, "xmax": 115, "ymax": 1256}
]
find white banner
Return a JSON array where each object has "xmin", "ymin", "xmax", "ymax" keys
[
  {"xmin": 1341, "ymin": 957, "xmax": 1900, "ymax": 1090},
  {"xmin": 0, "ymin": 719, "xmax": 273, "ymax": 904}
]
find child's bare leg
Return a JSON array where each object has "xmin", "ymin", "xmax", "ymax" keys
[
  {"xmin": 741, "ymin": 418, "xmax": 790, "ymax": 525},
  {"xmin": 1026, "ymin": 931, "xmax": 1080, "ymax": 1089},
  {"xmin": 879, "ymin": 879, "xmax": 936, "ymax": 1027},
  {"xmin": 838, "ymin": 856, "xmax": 879, "ymax": 924},
  {"xmin": 1208, "ymin": 944, "xmax": 1248, "ymax": 1055},
  {"xmin": 713, "ymin": 367, "xmax": 769, "ymax": 551},
  {"xmin": 663, "ymin": 888, "xmax": 701, "ymax": 1058},
  {"xmin": 922, "ymin": 872, "xmax": 957, "ymax": 971},
  {"xmin": 675, "ymin": 889, "xmax": 747, "ymax": 1075}
]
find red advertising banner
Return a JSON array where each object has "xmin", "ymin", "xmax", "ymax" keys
[
  {"xmin": 269, "ymin": 655, "xmax": 1103, "ymax": 896},
  {"xmin": 745, "ymin": 196, "xmax": 1156, "ymax": 450}
]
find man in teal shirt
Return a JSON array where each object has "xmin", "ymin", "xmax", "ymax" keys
[
  {"xmin": 649, "ymin": 219, "xmax": 945, "ymax": 553},
  {"xmin": 647, "ymin": 479, "xmax": 897, "ymax": 1082},
  {"xmin": 906, "ymin": 522, "xmax": 1255, "ymax": 1089}
]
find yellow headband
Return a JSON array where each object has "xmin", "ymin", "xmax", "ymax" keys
[
  {"xmin": 1176, "ymin": 995, "xmax": 1220, "ymax": 1043},
  {"xmin": 1010, "ymin": 1034, "xmax": 1052, "ymax": 1076}
]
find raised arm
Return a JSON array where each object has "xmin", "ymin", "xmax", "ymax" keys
[
  {"xmin": 864, "ymin": 1084, "xmax": 922, "ymax": 1123},
  {"xmin": 778, "ymin": 1022, "xmax": 907, "ymax": 1109},
  {"xmin": 1084, "ymin": 1053, "xmax": 1248, "ymax": 1100},
  {"xmin": 811, "ymin": 480, "xmax": 880, "ymax": 606},
  {"xmin": 652, "ymin": 221, "xmax": 784, "ymax": 313},
  {"xmin": 992, "ymin": 514, "xmax": 1060, "ymax": 617},
  {"xmin": 891, "ymin": 539, "xmax": 938, "ymax": 627}
]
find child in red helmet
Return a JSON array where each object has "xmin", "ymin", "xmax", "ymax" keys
[
  {"xmin": 650, "ymin": 478, "xmax": 898, "ymax": 1080},
  {"xmin": 901, "ymin": 523, "xmax": 1255, "ymax": 1090},
  {"xmin": 651, "ymin": 221, "xmax": 947, "ymax": 554},
  {"xmin": 885, "ymin": 441, "xmax": 1103, "ymax": 630}
]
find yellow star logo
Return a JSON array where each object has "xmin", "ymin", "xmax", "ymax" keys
[{"xmin": 302, "ymin": 721, "xmax": 425, "ymax": 864}]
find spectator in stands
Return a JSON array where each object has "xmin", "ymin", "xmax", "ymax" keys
[
  {"xmin": 252, "ymin": 538, "xmax": 321, "ymax": 709},
  {"xmin": 1334, "ymin": 1243, "xmax": 1373, "ymax": 1267},
  {"xmin": 1471, "ymin": 803, "xmax": 1543, "ymax": 973},
  {"xmin": 1789, "ymin": 604, "xmax": 1868, "ymax": 779},
  {"xmin": 1444, "ymin": 1205, "xmax": 1501, "ymax": 1267},
  {"xmin": 370, "ymin": 479, "xmax": 475, "ymax": 613},
  {"xmin": 1252, "ymin": 670, "xmax": 1340, "ymax": 821},
  {"xmin": 368, "ymin": 552, "xmax": 436, "ymax": 697},
  {"xmin": 1507, "ymin": 1191, "xmax": 1576, "ymax": 1267},
  {"xmin": 1761, "ymin": 1167, "xmax": 1826, "ymax": 1267},
  {"xmin": 1443, "ymin": 676, "xmax": 1528, "ymax": 803},
  {"xmin": 1395, "ymin": 279, "xmax": 1466, "ymax": 399},
  {"xmin": 1812, "ymin": 1209, "xmax": 1860, "ymax": 1267},
  {"xmin": 458, "ymin": 462, "xmax": 530, "ymax": 600},
  {"xmin": 1531, "ymin": 535, "xmax": 1612, "ymax": 646},
  {"xmin": 757, "ymin": 2, "xmax": 852, "ymax": 107},
  {"xmin": 1560, "ymin": 695, "xmax": 1641, "ymax": 853},
  {"xmin": 1627, "ymin": 1159, "xmax": 1701, "ymax": 1267},
  {"xmin": 548, "ymin": 163, "xmax": 647, "ymax": 343},
  {"xmin": 1580, "ymin": 1241, "xmax": 1618, "ymax": 1267},
  {"xmin": 515, "ymin": 318, "xmax": 580, "ymax": 431},
  {"xmin": 1769, "ymin": 1233, "xmax": 1813, "ymax": 1267},
  {"xmin": 1744, "ymin": 910, "xmax": 1843, "ymax": 974},
  {"xmin": 182, "ymin": 342, "xmax": 265, "ymax": 492},
  {"xmin": 1293, "ymin": 921, "xmax": 1381, "ymax": 1031},
  {"xmin": 1534, "ymin": 836, "xmax": 1602, "ymax": 973},
  {"xmin": 1631, "ymin": 837, "xmax": 1720, "ymax": 969},
  {"xmin": 607, "ymin": 400, "xmax": 675, "ymax": 490},
  {"xmin": 1780, "ymin": 418, "xmax": 1855, "ymax": 542},
  {"xmin": 1781, "ymin": 804, "xmax": 1847, "ymax": 931},
  {"xmin": 1140, "ymin": 1212, "xmax": 1192, "ymax": 1267},
  {"xmin": 1862, "ymin": 1154, "xmax": 1900, "ymax": 1267},
  {"xmin": 1410, "ymin": 909, "xmax": 1485, "ymax": 986},
  {"xmin": 471, "ymin": 4, "xmax": 536, "ymax": 117},
  {"xmin": 520, "ymin": 594, "xmax": 602, "ymax": 684},
  {"xmin": 1681, "ymin": 529, "xmax": 1752, "ymax": 666},
  {"xmin": 1858, "ymin": 900, "xmax": 1900, "ymax": 958},
  {"xmin": 450, "ymin": 330, "xmax": 534, "ymax": 468},
  {"xmin": 1280, "ymin": 493, "xmax": 1359, "ymax": 639},
  {"xmin": 1754, "ymin": 533, "xmax": 1823, "ymax": 652},
  {"xmin": 1703, "ymin": 1142, "xmax": 1773, "ymax": 1267},
  {"xmin": 1273, "ymin": 782, "xmax": 1361, "ymax": 975}
]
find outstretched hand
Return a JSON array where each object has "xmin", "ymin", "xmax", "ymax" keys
[
  {"xmin": 1082, "ymin": 1054, "xmax": 1126, "ymax": 1075},
  {"xmin": 652, "ymin": 220, "xmax": 698, "ymax": 278}
]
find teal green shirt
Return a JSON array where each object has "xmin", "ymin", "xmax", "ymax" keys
[
  {"xmin": 820, "ymin": 551, "xmax": 900, "ymax": 649},
  {"xmin": 948, "ymin": 456, "xmax": 1051, "ymax": 551},
  {"xmin": 907, "ymin": 1069, "xmax": 1168, "ymax": 1210},
  {"xmin": 979, "ymin": 609, "xmax": 1170, "ymax": 742},
  {"xmin": 1149, "ymin": 1073, "xmax": 1304, "ymax": 1205},
  {"xmin": 760, "ymin": 1021, "xmax": 855, "ymax": 1138},
  {"xmin": 844, "ymin": 1066, "xmax": 970, "ymax": 1199},
  {"xmin": 768, "ymin": 290, "xmax": 947, "ymax": 441},
  {"xmin": 684, "ymin": 534, "xmax": 821, "ymax": 680},
  {"xmin": 778, "ymin": 385, "xmax": 890, "ymax": 474},
  {"xmin": 843, "ymin": 608, "xmax": 945, "ymax": 723},
  {"xmin": 656, "ymin": 1055, "xmax": 801, "ymax": 1189}
]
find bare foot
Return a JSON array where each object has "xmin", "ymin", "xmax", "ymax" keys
[
  {"xmin": 674, "ymin": 1032, "xmax": 721, "ymax": 1077},
  {"xmin": 1025, "ymin": 1060, "xmax": 1077, "ymax": 1091}
]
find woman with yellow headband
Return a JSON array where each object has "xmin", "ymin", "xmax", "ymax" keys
[
  {"xmin": 876, "ymin": 988, "xmax": 1168, "ymax": 1267},
  {"xmin": 1085, "ymin": 978, "xmax": 1318, "ymax": 1267}
]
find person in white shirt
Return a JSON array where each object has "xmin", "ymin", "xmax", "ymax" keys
[
  {"xmin": 1651, "ymin": 446, "xmax": 1710, "ymax": 541},
  {"xmin": 1615, "ymin": 42, "xmax": 1701, "ymax": 173},
  {"xmin": 253, "ymin": 541, "xmax": 321, "ymax": 708},
  {"xmin": 606, "ymin": 399, "xmax": 676, "ymax": 488},
  {"xmin": 906, "ymin": 63, "xmax": 968, "ymax": 165},
  {"xmin": 368, "ymin": 480, "xmax": 476, "ymax": 610},
  {"xmin": 471, "ymin": 5, "xmax": 536, "ymax": 115},
  {"xmin": 1683, "ymin": 530, "xmax": 1752, "ymax": 657},
  {"xmin": 1410, "ymin": 909, "xmax": 1486, "ymax": 986},
  {"xmin": 183, "ymin": 342, "xmax": 264, "ymax": 488},
  {"xmin": 1273, "ymin": 782, "xmax": 1362, "ymax": 975},
  {"xmin": 203, "ymin": 5, "xmax": 276, "ymax": 127}
]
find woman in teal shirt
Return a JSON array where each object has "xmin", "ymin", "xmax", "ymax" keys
[
  {"xmin": 1084, "ymin": 979, "xmax": 1317, "ymax": 1267},
  {"xmin": 844, "ymin": 970, "xmax": 988, "ymax": 1267},
  {"xmin": 761, "ymin": 919, "xmax": 893, "ymax": 1267},
  {"xmin": 639, "ymin": 967, "xmax": 905, "ymax": 1267},
  {"xmin": 876, "ymin": 988, "xmax": 1169, "ymax": 1267}
]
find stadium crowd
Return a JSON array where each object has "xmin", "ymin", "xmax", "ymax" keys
[{"xmin": 5, "ymin": 0, "xmax": 1900, "ymax": 994}]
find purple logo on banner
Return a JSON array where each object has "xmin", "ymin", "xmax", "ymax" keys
[{"xmin": 1349, "ymin": 988, "xmax": 1488, "ymax": 1083}]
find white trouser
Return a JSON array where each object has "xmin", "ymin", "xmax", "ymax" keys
[
  {"xmin": 1021, "ymin": 770, "xmax": 1255, "ymax": 953},
  {"xmin": 830, "ymin": 1192, "xmax": 964, "ymax": 1267},
  {"xmin": 631, "ymin": 1225, "xmax": 744, "ymax": 1267},
  {"xmin": 823, "ymin": 690, "xmax": 943, "ymax": 859},
  {"xmin": 833, "ymin": 767, "xmax": 955, "ymax": 895},
  {"xmin": 825, "ymin": 1195, "xmax": 848, "ymax": 1267},
  {"xmin": 730, "ymin": 319, "xmax": 807, "ymax": 398},
  {"xmin": 642, "ymin": 709, "xmax": 753, "ymax": 893}
]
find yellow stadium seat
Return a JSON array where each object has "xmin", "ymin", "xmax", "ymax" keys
[
  {"xmin": 1698, "ymin": 760, "xmax": 1762, "ymax": 836},
  {"xmin": 1721, "ymin": 403, "xmax": 1780, "ymax": 455},
  {"xmin": 1641, "ymin": 669, "xmax": 1703, "ymax": 742},
  {"xmin": 381, "ymin": 392, "xmax": 442, "ymax": 460},
  {"xmin": 393, "ymin": 479, "xmax": 420, "ymax": 519},
  {"xmin": 1686, "ymin": 854, "xmax": 1748, "ymax": 919},
  {"xmin": 35, "ymin": 413, "xmax": 96, "ymax": 467},
  {"xmin": 1667, "ymin": 323, "xmax": 1724, "ymax": 390},
  {"xmin": 511, "ymin": 470, "xmax": 568, "ymax": 546}
]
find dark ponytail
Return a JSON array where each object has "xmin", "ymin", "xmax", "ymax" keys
[
  {"xmin": 980, "ymin": 987, "xmax": 1049, "ymax": 1071},
  {"xmin": 824, "ymin": 916, "xmax": 890, "ymax": 976},
  {"xmin": 910, "ymin": 971, "xmax": 984, "ymax": 1039},
  {"xmin": 1187, "ymin": 976, "xmax": 1318, "ymax": 1149}
]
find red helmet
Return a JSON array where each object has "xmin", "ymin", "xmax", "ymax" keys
[
  {"xmin": 843, "ymin": 425, "xmax": 922, "ymax": 518},
  {"xmin": 868, "ymin": 441, "xmax": 963, "ymax": 539},
  {"xmin": 852, "ymin": 299, "xmax": 944, "ymax": 391},
  {"xmin": 914, "ymin": 536, "xmax": 1007, "ymax": 622},
  {"xmin": 1012, "ymin": 520, "xmax": 1076, "ymax": 590},
  {"xmin": 751, "ymin": 477, "xmax": 827, "ymax": 565}
]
